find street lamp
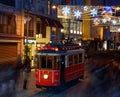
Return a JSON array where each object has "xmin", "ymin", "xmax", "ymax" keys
[
  {"xmin": 52, "ymin": 4, "xmax": 57, "ymax": 9},
  {"xmin": 24, "ymin": 15, "xmax": 31, "ymax": 56}
]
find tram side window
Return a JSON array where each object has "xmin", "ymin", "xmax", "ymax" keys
[
  {"xmin": 69, "ymin": 55, "xmax": 73, "ymax": 66},
  {"xmin": 54, "ymin": 56, "xmax": 60, "ymax": 70},
  {"xmin": 79, "ymin": 53, "xmax": 82, "ymax": 63},
  {"xmin": 36, "ymin": 55, "xmax": 40, "ymax": 69},
  {"xmin": 74, "ymin": 54, "xmax": 78, "ymax": 64}
]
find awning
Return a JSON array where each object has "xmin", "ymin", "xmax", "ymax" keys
[
  {"xmin": 39, "ymin": 15, "xmax": 64, "ymax": 28},
  {"xmin": 24, "ymin": 11, "xmax": 64, "ymax": 28}
]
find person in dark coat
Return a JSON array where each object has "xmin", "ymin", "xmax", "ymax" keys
[
  {"xmin": 23, "ymin": 56, "xmax": 31, "ymax": 89},
  {"xmin": 24, "ymin": 56, "xmax": 31, "ymax": 72}
]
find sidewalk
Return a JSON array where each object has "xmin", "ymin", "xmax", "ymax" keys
[{"xmin": 16, "ymin": 69, "xmax": 40, "ymax": 97}]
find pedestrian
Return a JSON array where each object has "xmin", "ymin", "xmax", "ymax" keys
[
  {"xmin": 23, "ymin": 56, "xmax": 31, "ymax": 89},
  {"xmin": 0, "ymin": 64, "xmax": 18, "ymax": 97},
  {"xmin": 23, "ymin": 68, "xmax": 30, "ymax": 89},
  {"xmin": 24, "ymin": 56, "xmax": 31, "ymax": 72}
]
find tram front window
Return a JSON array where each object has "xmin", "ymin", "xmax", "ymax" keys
[
  {"xmin": 41, "ymin": 56, "xmax": 46, "ymax": 68},
  {"xmin": 40, "ymin": 56, "xmax": 53, "ymax": 69},
  {"xmin": 47, "ymin": 58, "xmax": 52, "ymax": 68},
  {"xmin": 39, "ymin": 55, "xmax": 60, "ymax": 70}
]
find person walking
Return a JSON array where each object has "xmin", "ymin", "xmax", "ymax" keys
[{"xmin": 23, "ymin": 56, "xmax": 31, "ymax": 89}]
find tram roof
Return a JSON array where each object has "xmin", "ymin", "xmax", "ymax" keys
[
  {"xmin": 36, "ymin": 42, "xmax": 85, "ymax": 56},
  {"xmin": 37, "ymin": 48, "xmax": 84, "ymax": 56}
]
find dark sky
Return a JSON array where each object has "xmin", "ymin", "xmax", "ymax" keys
[
  {"xmin": 0, "ymin": 0, "xmax": 120, "ymax": 7},
  {"xmin": 91, "ymin": 0, "xmax": 120, "ymax": 6},
  {"xmin": 0, "ymin": 0, "xmax": 15, "ymax": 6},
  {"xmin": 105, "ymin": 0, "xmax": 120, "ymax": 6}
]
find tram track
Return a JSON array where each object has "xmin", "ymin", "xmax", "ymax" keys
[{"xmin": 29, "ymin": 79, "xmax": 81, "ymax": 97}]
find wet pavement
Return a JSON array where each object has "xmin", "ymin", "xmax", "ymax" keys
[
  {"xmin": 16, "ymin": 69, "xmax": 40, "ymax": 97},
  {"xmin": 16, "ymin": 57, "xmax": 120, "ymax": 97}
]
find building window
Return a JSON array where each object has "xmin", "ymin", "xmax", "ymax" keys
[
  {"xmin": 41, "ymin": 24, "xmax": 46, "ymax": 38},
  {"xmin": 36, "ymin": 21, "xmax": 46, "ymax": 38},
  {"xmin": 62, "ymin": 19, "xmax": 82, "ymax": 39},
  {"xmin": 51, "ymin": 27, "xmax": 57, "ymax": 39},
  {"xmin": 0, "ymin": 13, "xmax": 16, "ymax": 34}
]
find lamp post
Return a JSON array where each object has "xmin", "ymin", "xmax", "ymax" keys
[
  {"xmin": 24, "ymin": 1, "xmax": 31, "ymax": 57},
  {"xmin": 65, "ymin": 0, "xmax": 71, "ymax": 42}
]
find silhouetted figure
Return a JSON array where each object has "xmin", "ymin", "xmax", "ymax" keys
[
  {"xmin": 23, "ymin": 56, "xmax": 31, "ymax": 89},
  {"xmin": 23, "ymin": 68, "xmax": 30, "ymax": 89},
  {"xmin": 0, "ymin": 64, "xmax": 18, "ymax": 97},
  {"xmin": 24, "ymin": 56, "xmax": 31, "ymax": 72}
]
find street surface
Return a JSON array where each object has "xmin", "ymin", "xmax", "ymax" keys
[{"xmin": 16, "ymin": 55, "xmax": 120, "ymax": 97}]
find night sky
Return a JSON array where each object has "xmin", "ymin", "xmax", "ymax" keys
[
  {"xmin": 0, "ymin": 0, "xmax": 15, "ymax": 6},
  {"xmin": 105, "ymin": 0, "xmax": 120, "ymax": 6}
]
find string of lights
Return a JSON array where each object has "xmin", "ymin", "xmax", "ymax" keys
[{"xmin": 57, "ymin": 5, "xmax": 120, "ymax": 32}]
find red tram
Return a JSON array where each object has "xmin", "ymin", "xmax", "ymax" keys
[{"xmin": 35, "ymin": 42, "xmax": 85, "ymax": 88}]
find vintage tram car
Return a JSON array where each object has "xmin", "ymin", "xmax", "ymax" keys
[{"xmin": 35, "ymin": 42, "xmax": 85, "ymax": 88}]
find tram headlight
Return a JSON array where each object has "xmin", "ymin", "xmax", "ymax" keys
[{"xmin": 43, "ymin": 74, "xmax": 49, "ymax": 79}]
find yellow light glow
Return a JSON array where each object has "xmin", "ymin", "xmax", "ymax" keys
[
  {"xmin": 116, "ymin": 7, "xmax": 120, "ymax": 11},
  {"xmin": 43, "ymin": 74, "xmax": 49, "ymax": 79},
  {"xmin": 52, "ymin": 5, "xmax": 57, "ymax": 9},
  {"xmin": 55, "ymin": 47, "xmax": 59, "ymax": 51}
]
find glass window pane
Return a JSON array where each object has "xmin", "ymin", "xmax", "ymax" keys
[
  {"xmin": 74, "ymin": 54, "xmax": 78, "ymax": 64},
  {"xmin": 79, "ymin": 54, "xmax": 82, "ymax": 63},
  {"xmin": 41, "ymin": 56, "xmax": 46, "ymax": 68},
  {"xmin": 69, "ymin": 55, "xmax": 73, "ymax": 66}
]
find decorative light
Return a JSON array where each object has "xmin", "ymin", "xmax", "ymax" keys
[
  {"xmin": 103, "ymin": 7, "xmax": 113, "ymax": 14},
  {"xmin": 93, "ymin": 18, "xmax": 100, "ymax": 25},
  {"xmin": 70, "ymin": 29, "xmax": 73, "ymax": 33},
  {"xmin": 118, "ymin": 28, "xmax": 120, "ymax": 32},
  {"xmin": 90, "ymin": 8, "xmax": 98, "ymax": 17},
  {"xmin": 113, "ymin": 26, "xmax": 117, "ymax": 30},
  {"xmin": 115, "ymin": 7, "xmax": 120, "ymax": 11},
  {"xmin": 55, "ymin": 47, "xmax": 59, "ymax": 51},
  {"xmin": 102, "ymin": 18, "xmax": 107, "ymax": 24},
  {"xmin": 93, "ymin": 18, "xmax": 99, "ymax": 22},
  {"xmin": 112, "ymin": 19, "xmax": 117, "ymax": 25},
  {"xmin": 107, "ymin": 17, "xmax": 111, "ymax": 21},
  {"xmin": 73, "ymin": 10, "xmax": 82, "ymax": 19},
  {"xmin": 52, "ymin": 4, "xmax": 57, "ymax": 9},
  {"xmin": 83, "ymin": 6, "xmax": 88, "ymax": 11},
  {"xmin": 58, "ymin": 5, "xmax": 120, "ymax": 26},
  {"xmin": 80, "ymin": 31, "xmax": 82, "ymax": 35},
  {"xmin": 77, "ymin": 31, "xmax": 79, "ymax": 34},
  {"xmin": 74, "ymin": 30, "xmax": 76, "ymax": 34},
  {"xmin": 62, "ymin": 6, "xmax": 71, "ymax": 15}
]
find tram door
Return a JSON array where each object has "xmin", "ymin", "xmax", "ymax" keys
[{"xmin": 60, "ymin": 55, "xmax": 65, "ymax": 82}]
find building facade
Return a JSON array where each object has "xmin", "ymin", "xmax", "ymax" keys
[
  {"xmin": 0, "ymin": 3, "xmax": 23, "ymax": 67},
  {"xmin": 1, "ymin": 0, "xmax": 120, "ymax": 68}
]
